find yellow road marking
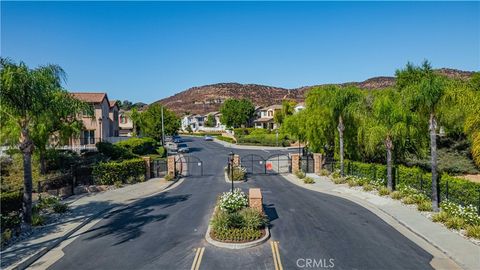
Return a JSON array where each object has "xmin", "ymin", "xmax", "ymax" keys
[
  {"xmin": 271, "ymin": 241, "xmax": 283, "ymax": 270},
  {"xmin": 270, "ymin": 241, "xmax": 279, "ymax": 270},
  {"xmin": 191, "ymin": 247, "xmax": 205, "ymax": 270}
]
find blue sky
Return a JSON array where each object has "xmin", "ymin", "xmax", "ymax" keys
[{"xmin": 1, "ymin": 1, "xmax": 479, "ymax": 103}]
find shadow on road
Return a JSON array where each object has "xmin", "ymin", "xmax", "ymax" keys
[{"xmin": 263, "ymin": 203, "xmax": 278, "ymax": 228}]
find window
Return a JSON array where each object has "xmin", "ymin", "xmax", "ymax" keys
[
  {"xmin": 82, "ymin": 130, "xmax": 95, "ymax": 145},
  {"xmin": 120, "ymin": 115, "xmax": 127, "ymax": 124}
]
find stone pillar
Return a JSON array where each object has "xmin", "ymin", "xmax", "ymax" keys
[
  {"xmin": 233, "ymin": 154, "xmax": 240, "ymax": 167},
  {"xmin": 142, "ymin": 156, "xmax": 151, "ymax": 180},
  {"xmin": 249, "ymin": 188, "xmax": 263, "ymax": 213},
  {"xmin": 291, "ymin": 153, "xmax": 300, "ymax": 174},
  {"xmin": 313, "ymin": 153, "xmax": 323, "ymax": 174},
  {"xmin": 167, "ymin": 156, "xmax": 176, "ymax": 176}
]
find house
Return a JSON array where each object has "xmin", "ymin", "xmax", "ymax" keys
[
  {"xmin": 118, "ymin": 110, "xmax": 134, "ymax": 137},
  {"xmin": 253, "ymin": 104, "xmax": 282, "ymax": 129},
  {"xmin": 294, "ymin": 102, "xmax": 305, "ymax": 113},
  {"xmin": 181, "ymin": 114, "xmax": 205, "ymax": 132},
  {"xmin": 70, "ymin": 92, "xmax": 120, "ymax": 147}
]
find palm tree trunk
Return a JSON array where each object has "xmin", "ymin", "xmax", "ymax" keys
[
  {"xmin": 385, "ymin": 136, "xmax": 393, "ymax": 191},
  {"xmin": 430, "ymin": 113, "xmax": 440, "ymax": 212},
  {"xmin": 19, "ymin": 126, "xmax": 34, "ymax": 224},
  {"xmin": 338, "ymin": 115, "xmax": 345, "ymax": 177}
]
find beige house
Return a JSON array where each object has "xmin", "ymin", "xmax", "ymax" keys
[
  {"xmin": 70, "ymin": 92, "xmax": 120, "ymax": 147},
  {"xmin": 119, "ymin": 110, "xmax": 134, "ymax": 136},
  {"xmin": 253, "ymin": 104, "xmax": 282, "ymax": 129}
]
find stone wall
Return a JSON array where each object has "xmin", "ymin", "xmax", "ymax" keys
[{"xmin": 291, "ymin": 154, "xmax": 300, "ymax": 174}]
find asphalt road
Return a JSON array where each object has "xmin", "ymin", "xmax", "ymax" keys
[{"xmin": 48, "ymin": 136, "xmax": 433, "ymax": 270}]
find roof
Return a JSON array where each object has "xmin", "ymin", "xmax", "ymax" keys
[
  {"xmin": 266, "ymin": 104, "xmax": 282, "ymax": 110},
  {"xmin": 254, "ymin": 117, "xmax": 274, "ymax": 123},
  {"xmin": 295, "ymin": 102, "xmax": 305, "ymax": 107},
  {"xmin": 109, "ymin": 100, "xmax": 118, "ymax": 108},
  {"xmin": 71, "ymin": 92, "xmax": 107, "ymax": 104}
]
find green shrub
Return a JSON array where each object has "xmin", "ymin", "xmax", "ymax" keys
[
  {"xmin": 37, "ymin": 196, "xmax": 60, "ymax": 211},
  {"xmin": 116, "ymin": 137, "xmax": 158, "ymax": 155},
  {"xmin": 0, "ymin": 191, "xmax": 23, "ymax": 215},
  {"xmin": 295, "ymin": 170, "xmax": 306, "ymax": 179},
  {"xmin": 1, "ymin": 228, "xmax": 13, "ymax": 245},
  {"xmin": 432, "ymin": 211, "xmax": 449, "ymax": 223},
  {"xmin": 239, "ymin": 208, "xmax": 267, "ymax": 229},
  {"xmin": 96, "ymin": 142, "xmax": 135, "ymax": 160},
  {"xmin": 211, "ymin": 209, "xmax": 230, "ymax": 230},
  {"xmin": 303, "ymin": 177, "xmax": 315, "ymax": 184},
  {"xmin": 156, "ymin": 146, "xmax": 166, "ymax": 157},
  {"xmin": 347, "ymin": 178, "xmax": 359, "ymax": 187},
  {"xmin": 93, "ymin": 158, "xmax": 145, "ymax": 185},
  {"xmin": 237, "ymin": 134, "xmax": 290, "ymax": 147},
  {"xmin": 114, "ymin": 181, "xmax": 123, "ymax": 188},
  {"xmin": 211, "ymin": 227, "xmax": 262, "ymax": 242},
  {"xmin": 165, "ymin": 173, "xmax": 175, "ymax": 181},
  {"xmin": 333, "ymin": 177, "xmax": 346, "ymax": 184},
  {"xmin": 417, "ymin": 201, "xmax": 433, "ymax": 212},
  {"xmin": 466, "ymin": 225, "xmax": 480, "ymax": 239},
  {"xmin": 1, "ymin": 212, "xmax": 21, "ymax": 231},
  {"xmin": 32, "ymin": 214, "xmax": 45, "ymax": 226},
  {"xmin": 53, "ymin": 202, "xmax": 69, "ymax": 213},
  {"xmin": 331, "ymin": 171, "xmax": 341, "ymax": 179},
  {"xmin": 216, "ymin": 136, "xmax": 236, "ymax": 143},
  {"xmin": 44, "ymin": 149, "xmax": 78, "ymax": 172},
  {"xmin": 228, "ymin": 166, "xmax": 246, "ymax": 181},
  {"xmin": 445, "ymin": 216, "xmax": 466, "ymax": 230},
  {"xmin": 402, "ymin": 196, "xmax": 417, "ymax": 205},
  {"xmin": 318, "ymin": 169, "xmax": 330, "ymax": 176},
  {"xmin": 363, "ymin": 184, "xmax": 374, "ymax": 192},
  {"xmin": 390, "ymin": 191, "xmax": 403, "ymax": 200},
  {"xmin": 440, "ymin": 201, "xmax": 480, "ymax": 225},
  {"xmin": 378, "ymin": 186, "xmax": 391, "ymax": 196}
]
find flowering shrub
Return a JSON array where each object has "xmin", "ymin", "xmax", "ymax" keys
[
  {"xmin": 440, "ymin": 201, "xmax": 480, "ymax": 225},
  {"xmin": 219, "ymin": 188, "xmax": 248, "ymax": 213}
]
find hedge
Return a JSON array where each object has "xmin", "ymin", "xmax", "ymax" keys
[
  {"xmin": 116, "ymin": 137, "xmax": 158, "ymax": 155},
  {"xmin": 92, "ymin": 158, "xmax": 145, "ymax": 185},
  {"xmin": 237, "ymin": 134, "xmax": 290, "ymax": 147},
  {"xmin": 335, "ymin": 160, "xmax": 480, "ymax": 208},
  {"xmin": 216, "ymin": 136, "xmax": 236, "ymax": 144},
  {"xmin": 1, "ymin": 191, "xmax": 23, "ymax": 215},
  {"xmin": 96, "ymin": 142, "xmax": 136, "ymax": 160}
]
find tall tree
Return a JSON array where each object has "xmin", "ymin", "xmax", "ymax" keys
[
  {"xmin": 133, "ymin": 104, "xmax": 180, "ymax": 141},
  {"xmin": 396, "ymin": 61, "xmax": 448, "ymax": 211},
  {"xmin": 220, "ymin": 99, "xmax": 255, "ymax": 128},
  {"xmin": 0, "ymin": 59, "xmax": 74, "ymax": 224},
  {"xmin": 204, "ymin": 114, "xmax": 216, "ymax": 127},
  {"xmin": 274, "ymin": 99, "xmax": 296, "ymax": 127}
]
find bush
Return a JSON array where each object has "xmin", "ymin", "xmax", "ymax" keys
[
  {"xmin": 378, "ymin": 186, "xmax": 391, "ymax": 196},
  {"xmin": 390, "ymin": 191, "xmax": 403, "ymax": 200},
  {"xmin": 211, "ymin": 227, "xmax": 262, "ymax": 242},
  {"xmin": 218, "ymin": 189, "xmax": 248, "ymax": 213},
  {"xmin": 228, "ymin": 166, "xmax": 246, "ymax": 181},
  {"xmin": 402, "ymin": 196, "xmax": 417, "ymax": 205},
  {"xmin": 96, "ymin": 142, "xmax": 135, "ymax": 160},
  {"xmin": 237, "ymin": 134, "xmax": 290, "ymax": 147},
  {"xmin": 1, "ymin": 228, "xmax": 13, "ymax": 245},
  {"xmin": 216, "ymin": 136, "xmax": 236, "ymax": 144},
  {"xmin": 156, "ymin": 146, "xmax": 166, "ymax": 158},
  {"xmin": 303, "ymin": 177, "xmax": 315, "ymax": 184},
  {"xmin": 432, "ymin": 211, "xmax": 449, "ymax": 223},
  {"xmin": 53, "ymin": 202, "xmax": 69, "ymax": 213},
  {"xmin": 93, "ymin": 158, "xmax": 145, "ymax": 185},
  {"xmin": 210, "ymin": 207, "xmax": 266, "ymax": 242},
  {"xmin": 333, "ymin": 177, "xmax": 346, "ymax": 184},
  {"xmin": 32, "ymin": 214, "xmax": 45, "ymax": 226},
  {"xmin": 417, "ymin": 201, "xmax": 433, "ymax": 212},
  {"xmin": 331, "ymin": 171, "xmax": 341, "ymax": 179},
  {"xmin": 44, "ymin": 149, "xmax": 78, "ymax": 172},
  {"xmin": 116, "ymin": 137, "xmax": 158, "ymax": 155},
  {"xmin": 0, "ymin": 191, "xmax": 23, "ymax": 215},
  {"xmin": 466, "ymin": 225, "xmax": 480, "ymax": 239},
  {"xmin": 1, "ymin": 212, "xmax": 21, "ymax": 231},
  {"xmin": 445, "ymin": 216, "xmax": 466, "ymax": 230},
  {"xmin": 165, "ymin": 173, "xmax": 175, "ymax": 181},
  {"xmin": 440, "ymin": 201, "xmax": 480, "ymax": 225},
  {"xmin": 363, "ymin": 184, "xmax": 374, "ymax": 192},
  {"xmin": 239, "ymin": 208, "xmax": 267, "ymax": 229},
  {"xmin": 295, "ymin": 170, "xmax": 306, "ymax": 179},
  {"xmin": 319, "ymin": 169, "xmax": 330, "ymax": 176},
  {"xmin": 347, "ymin": 177, "xmax": 359, "ymax": 187},
  {"xmin": 37, "ymin": 196, "xmax": 60, "ymax": 211}
]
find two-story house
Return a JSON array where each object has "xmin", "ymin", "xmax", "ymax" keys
[
  {"xmin": 70, "ymin": 92, "xmax": 120, "ymax": 147},
  {"xmin": 253, "ymin": 104, "xmax": 282, "ymax": 129},
  {"xmin": 181, "ymin": 114, "xmax": 205, "ymax": 132},
  {"xmin": 118, "ymin": 110, "xmax": 134, "ymax": 137}
]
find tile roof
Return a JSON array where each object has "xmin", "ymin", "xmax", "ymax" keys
[
  {"xmin": 71, "ymin": 92, "xmax": 107, "ymax": 103},
  {"xmin": 109, "ymin": 100, "xmax": 118, "ymax": 108}
]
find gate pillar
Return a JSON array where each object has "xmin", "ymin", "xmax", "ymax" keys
[
  {"xmin": 167, "ymin": 156, "xmax": 176, "ymax": 176},
  {"xmin": 233, "ymin": 154, "xmax": 241, "ymax": 167},
  {"xmin": 142, "ymin": 156, "xmax": 151, "ymax": 180},
  {"xmin": 291, "ymin": 153, "xmax": 300, "ymax": 174},
  {"xmin": 313, "ymin": 153, "xmax": 323, "ymax": 174}
]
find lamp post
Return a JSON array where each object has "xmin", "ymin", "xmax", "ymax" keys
[
  {"xmin": 228, "ymin": 151, "xmax": 234, "ymax": 193},
  {"xmin": 276, "ymin": 129, "xmax": 279, "ymax": 147}
]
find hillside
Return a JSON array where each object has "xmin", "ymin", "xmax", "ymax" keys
[{"xmin": 154, "ymin": 68, "xmax": 475, "ymax": 115}]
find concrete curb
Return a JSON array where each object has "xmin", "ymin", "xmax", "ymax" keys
[
  {"xmin": 281, "ymin": 174, "xmax": 467, "ymax": 270},
  {"xmin": 204, "ymin": 207, "xmax": 270, "ymax": 249},
  {"xmin": 7, "ymin": 178, "xmax": 184, "ymax": 270},
  {"xmin": 223, "ymin": 169, "xmax": 246, "ymax": 183}
]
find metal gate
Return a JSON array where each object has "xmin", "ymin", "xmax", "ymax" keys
[
  {"xmin": 300, "ymin": 153, "xmax": 315, "ymax": 173},
  {"xmin": 150, "ymin": 159, "xmax": 167, "ymax": 178},
  {"xmin": 174, "ymin": 155, "xmax": 203, "ymax": 177},
  {"xmin": 241, "ymin": 154, "xmax": 266, "ymax": 175},
  {"xmin": 265, "ymin": 154, "xmax": 291, "ymax": 174}
]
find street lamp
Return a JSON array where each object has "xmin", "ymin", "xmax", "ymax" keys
[
  {"xmin": 228, "ymin": 151, "xmax": 234, "ymax": 193},
  {"xmin": 275, "ymin": 129, "xmax": 279, "ymax": 147}
]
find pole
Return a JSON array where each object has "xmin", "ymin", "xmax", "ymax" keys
[
  {"xmin": 276, "ymin": 130, "xmax": 279, "ymax": 147},
  {"xmin": 161, "ymin": 106, "xmax": 165, "ymax": 146},
  {"xmin": 230, "ymin": 158, "xmax": 234, "ymax": 193}
]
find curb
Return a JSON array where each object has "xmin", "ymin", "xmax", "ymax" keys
[
  {"xmin": 223, "ymin": 169, "xmax": 246, "ymax": 183},
  {"xmin": 204, "ymin": 206, "xmax": 270, "ymax": 249},
  {"xmin": 6, "ymin": 178, "xmax": 184, "ymax": 270},
  {"xmin": 281, "ymin": 174, "xmax": 468, "ymax": 270}
]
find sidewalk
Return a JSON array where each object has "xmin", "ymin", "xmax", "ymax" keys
[
  {"xmin": 1, "ymin": 178, "xmax": 179, "ymax": 270},
  {"xmin": 283, "ymin": 173, "xmax": 480, "ymax": 270}
]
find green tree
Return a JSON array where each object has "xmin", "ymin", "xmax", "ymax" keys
[
  {"xmin": 358, "ymin": 90, "xmax": 419, "ymax": 190},
  {"xmin": 134, "ymin": 104, "xmax": 180, "ymax": 142},
  {"xmin": 0, "ymin": 59, "xmax": 87, "ymax": 224},
  {"xmin": 396, "ymin": 60, "xmax": 448, "ymax": 211},
  {"xmin": 205, "ymin": 114, "xmax": 216, "ymax": 127},
  {"xmin": 274, "ymin": 99, "xmax": 296, "ymax": 127},
  {"xmin": 220, "ymin": 99, "xmax": 255, "ymax": 128}
]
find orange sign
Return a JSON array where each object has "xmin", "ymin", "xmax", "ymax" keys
[{"xmin": 266, "ymin": 162, "xmax": 272, "ymax": 170}]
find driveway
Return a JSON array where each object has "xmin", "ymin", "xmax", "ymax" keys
[{"xmin": 47, "ymin": 136, "xmax": 433, "ymax": 270}]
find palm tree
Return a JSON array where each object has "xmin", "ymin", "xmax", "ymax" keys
[
  {"xmin": 358, "ymin": 89, "xmax": 417, "ymax": 190},
  {"xmin": 396, "ymin": 61, "xmax": 447, "ymax": 211},
  {"xmin": 1, "ymin": 58, "xmax": 66, "ymax": 224}
]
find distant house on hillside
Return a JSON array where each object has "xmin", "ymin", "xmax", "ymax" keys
[
  {"xmin": 182, "ymin": 112, "xmax": 225, "ymax": 132},
  {"xmin": 68, "ymin": 92, "xmax": 124, "ymax": 149},
  {"xmin": 253, "ymin": 104, "xmax": 282, "ymax": 129}
]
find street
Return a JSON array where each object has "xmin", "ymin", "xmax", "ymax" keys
[{"xmin": 48, "ymin": 136, "xmax": 433, "ymax": 270}]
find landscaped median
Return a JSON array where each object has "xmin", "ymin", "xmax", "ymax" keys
[{"xmin": 205, "ymin": 188, "xmax": 270, "ymax": 249}]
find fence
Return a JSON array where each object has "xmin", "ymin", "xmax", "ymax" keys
[
  {"xmin": 150, "ymin": 159, "xmax": 167, "ymax": 178},
  {"xmin": 324, "ymin": 159, "xmax": 480, "ymax": 214}
]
